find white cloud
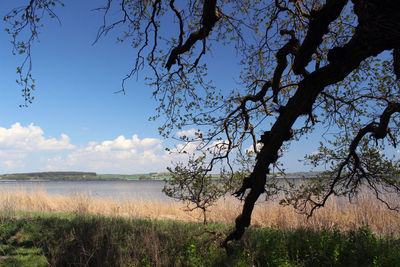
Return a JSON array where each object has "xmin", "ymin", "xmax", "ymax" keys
[
  {"xmin": 207, "ymin": 140, "xmax": 230, "ymax": 154},
  {"xmin": 0, "ymin": 123, "xmax": 75, "ymax": 152},
  {"xmin": 140, "ymin": 137, "xmax": 162, "ymax": 149},
  {"xmin": 0, "ymin": 123, "xmax": 215, "ymax": 173},
  {"xmin": 3, "ymin": 160, "xmax": 18, "ymax": 169},
  {"xmin": 172, "ymin": 141, "xmax": 201, "ymax": 154},
  {"xmin": 80, "ymin": 135, "xmax": 162, "ymax": 153},
  {"xmin": 43, "ymin": 134, "xmax": 169, "ymax": 173},
  {"xmin": 0, "ymin": 123, "xmax": 75, "ymax": 172},
  {"xmin": 245, "ymin": 143, "xmax": 263, "ymax": 154},
  {"xmin": 176, "ymin": 128, "xmax": 199, "ymax": 138}
]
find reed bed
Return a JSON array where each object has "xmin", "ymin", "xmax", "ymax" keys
[{"xmin": 0, "ymin": 187, "xmax": 399, "ymax": 236}]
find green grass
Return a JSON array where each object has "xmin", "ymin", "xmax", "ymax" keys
[{"xmin": 1, "ymin": 212, "xmax": 400, "ymax": 266}]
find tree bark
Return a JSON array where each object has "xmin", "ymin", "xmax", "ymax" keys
[{"xmin": 223, "ymin": 0, "xmax": 400, "ymax": 247}]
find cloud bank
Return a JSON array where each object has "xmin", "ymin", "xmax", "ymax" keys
[
  {"xmin": 0, "ymin": 123, "xmax": 171, "ymax": 174},
  {"xmin": 0, "ymin": 123, "xmax": 75, "ymax": 152}
]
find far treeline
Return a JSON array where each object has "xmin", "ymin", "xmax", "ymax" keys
[
  {"xmin": 0, "ymin": 172, "xmax": 172, "ymax": 181},
  {"xmin": 0, "ymin": 171, "xmax": 322, "ymax": 181}
]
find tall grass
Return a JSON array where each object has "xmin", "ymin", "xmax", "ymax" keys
[
  {"xmin": 1, "ymin": 214, "xmax": 400, "ymax": 266},
  {"xmin": 0, "ymin": 187, "xmax": 399, "ymax": 236}
]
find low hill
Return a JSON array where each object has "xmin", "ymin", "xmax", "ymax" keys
[
  {"xmin": 0, "ymin": 171, "xmax": 170, "ymax": 181},
  {"xmin": 0, "ymin": 172, "xmax": 98, "ymax": 181}
]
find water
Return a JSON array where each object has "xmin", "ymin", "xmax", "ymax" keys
[
  {"xmin": 0, "ymin": 180, "xmax": 170, "ymax": 201},
  {"xmin": 0, "ymin": 178, "xmax": 331, "ymax": 202},
  {"xmin": 0, "ymin": 178, "xmax": 393, "ymax": 204}
]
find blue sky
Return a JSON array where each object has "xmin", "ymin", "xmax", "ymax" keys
[{"xmin": 0, "ymin": 1, "xmax": 323, "ymax": 174}]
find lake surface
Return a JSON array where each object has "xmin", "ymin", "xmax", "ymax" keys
[
  {"xmin": 0, "ymin": 178, "xmax": 389, "ymax": 203},
  {"xmin": 0, "ymin": 180, "xmax": 170, "ymax": 201}
]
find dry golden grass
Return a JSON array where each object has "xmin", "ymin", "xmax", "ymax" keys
[
  {"xmin": 1, "ymin": 187, "xmax": 399, "ymax": 236},
  {"xmin": 240, "ymin": 193, "xmax": 400, "ymax": 236}
]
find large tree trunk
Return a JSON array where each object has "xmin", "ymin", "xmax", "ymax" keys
[{"xmin": 223, "ymin": 0, "xmax": 400, "ymax": 247}]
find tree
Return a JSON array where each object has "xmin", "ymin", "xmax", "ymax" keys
[
  {"xmin": 4, "ymin": 0, "xmax": 400, "ymax": 248},
  {"xmin": 163, "ymin": 154, "xmax": 229, "ymax": 224}
]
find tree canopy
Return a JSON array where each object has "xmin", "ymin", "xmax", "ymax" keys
[{"xmin": 4, "ymin": 0, "xmax": 400, "ymax": 247}]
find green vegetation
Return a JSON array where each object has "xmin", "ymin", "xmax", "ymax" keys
[
  {"xmin": 97, "ymin": 173, "xmax": 157, "ymax": 180},
  {"xmin": 0, "ymin": 172, "xmax": 171, "ymax": 181},
  {"xmin": 0, "ymin": 172, "xmax": 98, "ymax": 181},
  {"xmin": 4, "ymin": 0, "xmax": 400, "ymax": 247},
  {"xmin": 0, "ymin": 171, "xmax": 221, "ymax": 181},
  {"xmin": 1, "ymin": 212, "xmax": 399, "ymax": 266},
  {"xmin": 164, "ymin": 154, "xmax": 231, "ymax": 224}
]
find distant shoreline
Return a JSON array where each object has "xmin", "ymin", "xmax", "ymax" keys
[
  {"xmin": 0, "ymin": 178, "xmax": 166, "ymax": 182},
  {"xmin": 0, "ymin": 171, "xmax": 170, "ymax": 181},
  {"xmin": 0, "ymin": 171, "xmax": 323, "ymax": 182}
]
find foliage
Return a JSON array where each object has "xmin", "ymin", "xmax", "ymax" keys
[
  {"xmin": 3, "ymin": 0, "xmax": 64, "ymax": 107},
  {"xmin": 163, "ymin": 154, "xmax": 231, "ymax": 224},
  {"xmin": 4, "ymin": 0, "xmax": 400, "ymax": 245},
  {"xmin": 1, "ymin": 212, "xmax": 400, "ymax": 266}
]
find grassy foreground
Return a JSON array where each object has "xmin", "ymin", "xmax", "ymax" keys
[
  {"xmin": 1, "ymin": 212, "xmax": 400, "ymax": 266},
  {"xmin": 1, "ymin": 189, "xmax": 400, "ymax": 266},
  {"xmin": 1, "ymin": 188, "xmax": 400, "ymax": 236}
]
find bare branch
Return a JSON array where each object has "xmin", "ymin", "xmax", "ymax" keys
[
  {"xmin": 307, "ymin": 102, "xmax": 400, "ymax": 217},
  {"xmin": 293, "ymin": 0, "xmax": 348, "ymax": 75},
  {"xmin": 165, "ymin": 0, "xmax": 221, "ymax": 70},
  {"xmin": 272, "ymin": 30, "xmax": 299, "ymax": 103}
]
